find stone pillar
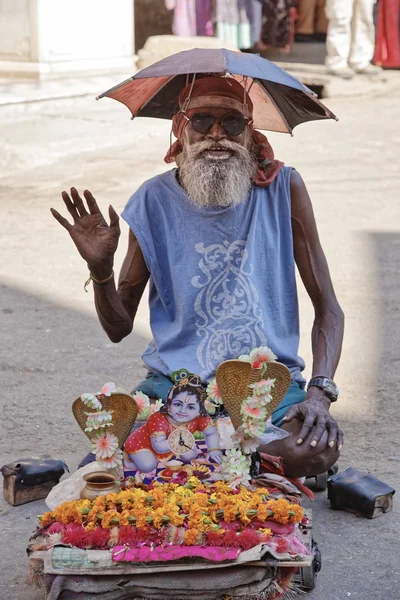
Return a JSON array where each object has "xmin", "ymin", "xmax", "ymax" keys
[{"xmin": 0, "ymin": 0, "xmax": 136, "ymax": 79}]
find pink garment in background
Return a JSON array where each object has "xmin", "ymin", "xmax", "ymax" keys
[
  {"xmin": 196, "ymin": 0, "xmax": 214, "ymax": 36},
  {"xmin": 165, "ymin": 0, "xmax": 213, "ymax": 36},
  {"xmin": 112, "ymin": 544, "xmax": 240, "ymax": 563}
]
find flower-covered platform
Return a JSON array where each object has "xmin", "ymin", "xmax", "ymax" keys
[{"xmin": 27, "ymin": 349, "xmax": 316, "ymax": 599}]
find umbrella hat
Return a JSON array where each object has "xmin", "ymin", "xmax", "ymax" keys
[{"xmin": 97, "ymin": 48, "xmax": 337, "ymax": 134}]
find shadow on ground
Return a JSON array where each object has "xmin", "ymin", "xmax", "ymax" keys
[
  {"xmin": 0, "ymin": 281, "xmax": 149, "ymax": 599},
  {"xmin": 1, "ymin": 232, "xmax": 399, "ymax": 599},
  {"xmin": 307, "ymin": 231, "xmax": 400, "ymax": 599}
]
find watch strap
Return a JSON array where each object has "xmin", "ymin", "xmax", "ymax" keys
[{"xmin": 308, "ymin": 376, "xmax": 329, "ymax": 389}]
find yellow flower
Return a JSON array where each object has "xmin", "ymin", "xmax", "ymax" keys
[
  {"xmin": 186, "ymin": 476, "xmax": 203, "ymax": 490},
  {"xmin": 237, "ymin": 502, "xmax": 253, "ymax": 526},
  {"xmin": 118, "ymin": 510, "xmax": 131, "ymax": 527},
  {"xmin": 151, "ymin": 507, "xmax": 167, "ymax": 529},
  {"xmin": 151, "ymin": 487, "xmax": 167, "ymax": 509},
  {"xmin": 263, "ymin": 498, "xmax": 304, "ymax": 524},
  {"xmin": 288, "ymin": 503, "xmax": 304, "ymax": 523},
  {"xmin": 254, "ymin": 487, "xmax": 269, "ymax": 499},
  {"xmin": 256, "ymin": 504, "xmax": 269, "ymax": 522},
  {"xmin": 101, "ymin": 510, "xmax": 120, "ymax": 529},
  {"xmin": 192, "ymin": 493, "xmax": 209, "ymax": 508},
  {"xmin": 133, "ymin": 509, "xmax": 148, "ymax": 529},
  {"xmin": 40, "ymin": 511, "xmax": 55, "ymax": 527},
  {"xmin": 258, "ymin": 528, "xmax": 272, "ymax": 538},
  {"xmin": 76, "ymin": 499, "xmax": 92, "ymax": 510},
  {"xmin": 53, "ymin": 501, "xmax": 83, "ymax": 525},
  {"xmin": 87, "ymin": 505, "xmax": 103, "ymax": 524},
  {"xmin": 164, "ymin": 504, "xmax": 185, "ymax": 527},
  {"xmin": 118, "ymin": 490, "xmax": 136, "ymax": 510},
  {"xmin": 221, "ymin": 502, "xmax": 237, "ymax": 523},
  {"xmin": 178, "ymin": 496, "xmax": 193, "ymax": 512},
  {"xmin": 106, "ymin": 492, "xmax": 119, "ymax": 504},
  {"xmin": 214, "ymin": 481, "xmax": 234, "ymax": 494},
  {"xmin": 184, "ymin": 528, "xmax": 199, "ymax": 545},
  {"xmin": 85, "ymin": 522, "xmax": 97, "ymax": 532},
  {"xmin": 239, "ymin": 486, "xmax": 253, "ymax": 501}
]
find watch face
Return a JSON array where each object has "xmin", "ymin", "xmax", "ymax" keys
[
  {"xmin": 168, "ymin": 429, "xmax": 195, "ymax": 455},
  {"xmin": 325, "ymin": 380, "xmax": 339, "ymax": 399}
]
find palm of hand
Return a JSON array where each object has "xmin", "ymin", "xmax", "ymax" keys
[
  {"xmin": 50, "ymin": 188, "xmax": 121, "ymax": 271},
  {"xmin": 70, "ymin": 213, "xmax": 119, "ymax": 265}
]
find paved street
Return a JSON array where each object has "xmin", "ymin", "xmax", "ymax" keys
[{"xmin": 0, "ymin": 76, "xmax": 399, "ymax": 599}]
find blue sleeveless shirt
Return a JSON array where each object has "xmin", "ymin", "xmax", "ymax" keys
[{"xmin": 122, "ymin": 167, "xmax": 305, "ymax": 384}]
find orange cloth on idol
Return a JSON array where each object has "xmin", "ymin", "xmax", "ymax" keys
[
  {"xmin": 124, "ymin": 412, "xmax": 214, "ymax": 460},
  {"xmin": 164, "ymin": 77, "xmax": 284, "ymax": 187}
]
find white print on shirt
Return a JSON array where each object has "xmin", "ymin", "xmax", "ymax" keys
[{"xmin": 191, "ymin": 239, "xmax": 267, "ymax": 379}]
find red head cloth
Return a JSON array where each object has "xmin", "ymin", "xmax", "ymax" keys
[{"xmin": 164, "ymin": 77, "xmax": 284, "ymax": 187}]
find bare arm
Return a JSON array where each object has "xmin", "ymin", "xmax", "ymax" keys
[
  {"xmin": 51, "ymin": 188, "xmax": 150, "ymax": 343},
  {"xmin": 283, "ymin": 170, "xmax": 344, "ymax": 448},
  {"xmin": 290, "ymin": 170, "xmax": 345, "ymax": 381},
  {"xmin": 93, "ymin": 230, "xmax": 150, "ymax": 342}
]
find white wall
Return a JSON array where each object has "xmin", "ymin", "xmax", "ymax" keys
[
  {"xmin": 0, "ymin": 0, "xmax": 135, "ymax": 78},
  {"xmin": 36, "ymin": 0, "xmax": 133, "ymax": 62},
  {"xmin": 0, "ymin": 0, "xmax": 32, "ymax": 60}
]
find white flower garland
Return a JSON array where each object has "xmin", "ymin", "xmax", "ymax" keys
[
  {"xmin": 132, "ymin": 391, "xmax": 163, "ymax": 421},
  {"xmin": 208, "ymin": 346, "xmax": 278, "ymax": 486},
  {"xmin": 80, "ymin": 382, "xmax": 121, "ymax": 470}
]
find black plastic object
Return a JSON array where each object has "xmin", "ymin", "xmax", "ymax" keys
[
  {"xmin": 328, "ymin": 467, "xmax": 395, "ymax": 519},
  {"xmin": 250, "ymin": 451, "xmax": 261, "ymax": 479},
  {"xmin": 1, "ymin": 457, "xmax": 69, "ymax": 487}
]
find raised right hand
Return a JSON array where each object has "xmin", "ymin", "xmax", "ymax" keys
[{"xmin": 50, "ymin": 187, "xmax": 120, "ymax": 279}]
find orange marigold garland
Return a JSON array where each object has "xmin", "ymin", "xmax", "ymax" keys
[{"xmin": 37, "ymin": 480, "xmax": 304, "ymax": 551}]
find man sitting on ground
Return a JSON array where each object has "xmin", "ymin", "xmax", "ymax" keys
[{"xmin": 51, "ymin": 77, "xmax": 344, "ymax": 479}]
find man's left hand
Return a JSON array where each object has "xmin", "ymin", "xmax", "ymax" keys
[{"xmin": 283, "ymin": 388, "xmax": 343, "ymax": 450}]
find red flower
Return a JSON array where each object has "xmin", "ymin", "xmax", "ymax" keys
[
  {"xmin": 62, "ymin": 524, "xmax": 88, "ymax": 548},
  {"xmin": 236, "ymin": 529, "xmax": 260, "ymax": 550},
  {"xmin": 85, "ymin": 527, "xmax": 110, "ymax": 549},
  {"xmin": 48, "ymin": 523, "xmax": 65, "ymax": 535},
  {"xmin": 275, "ymin": 536, "xmax": 290, "ymax": 554}
]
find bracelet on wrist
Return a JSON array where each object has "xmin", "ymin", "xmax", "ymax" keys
[
  {"xmin": 84, "ymin": 270, "xmax": 114, "ymax": 293},
  {"xmin": 207, "ymin": 447, "xmax": 221, "ymax": 452}
]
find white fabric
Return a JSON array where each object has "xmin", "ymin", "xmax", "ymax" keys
[
  {"xmin": 325, "ymin": 0, "xmax": 376, "ymax": 70},
  {"xmin": 45, "ymin": 462, "xmax": 100, "ymax": 510}
]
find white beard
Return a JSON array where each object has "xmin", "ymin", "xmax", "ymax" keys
[{"xmin": 176, "ymin": 139, "xmax": 256, "ymax": 209}]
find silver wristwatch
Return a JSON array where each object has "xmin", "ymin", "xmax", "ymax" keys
[{"xmin": 307, "ymin": 377, "xmax": 339, "ymax": 402}]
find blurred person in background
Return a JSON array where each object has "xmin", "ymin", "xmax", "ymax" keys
[
  {"xmin": 374, "ymin": 0, "xmax": 400, "ymax": 68},
  {"xmin": 165, "ymin": 0, "xmax": 213, "ymax": 37},
  {"xmin": 213, "ymin": 1, "xmax": 262, "ymax": 51},
  {"xmin": 325, "ymin": 0, "xmax": 382, "ymax": 78},
  {"xmin": 166, "ymin": 1, "xmax": 262, "ymax": 52},
  {"xmin": 295, "ymin": 0, "xmax": 328, "ymax": 42},
  {"xmin": 258, "ymin": 0, "xmax": 298, "ymax": 52}
]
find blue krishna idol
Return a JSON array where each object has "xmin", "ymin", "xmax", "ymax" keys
[{"xmin": 124, "ymin": 370, "xmax": 222, "ymax": 482}]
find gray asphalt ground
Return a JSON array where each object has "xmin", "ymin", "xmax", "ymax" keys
[{"xmin": 0, "ymin": 75, "xmax": 400, "ymax": 599}]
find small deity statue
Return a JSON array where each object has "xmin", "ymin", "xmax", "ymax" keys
[{"xmin": 124, "ymin": 370, "xmax": 222, "ymax": 473}]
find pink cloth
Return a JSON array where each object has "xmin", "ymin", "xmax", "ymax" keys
[
  {"xmin": 112, "ymin": 544, "xmax": 240, "ymax": 563},
  {"xmin": 165, "ymin": 0, "xmax": 213, "ymax": 36}
]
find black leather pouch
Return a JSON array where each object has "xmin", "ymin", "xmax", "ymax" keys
[
  {"xmin": 328, "ymin": 467, "xmax": 395, "ymax": 519},
  {"xmin": 1, "ymin": 457, "xmax": 69, "ymax": 506}
]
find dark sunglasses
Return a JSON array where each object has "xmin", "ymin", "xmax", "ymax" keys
[{"xmin": 183, "ymin": 111, "xmax": 253, "ymax": 137}]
